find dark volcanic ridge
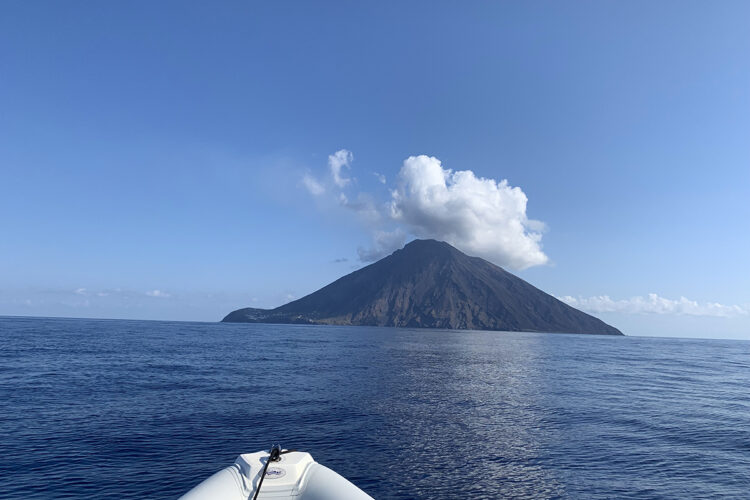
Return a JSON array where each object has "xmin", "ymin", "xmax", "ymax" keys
[{"xmin": 223, "ymin": 239, "xmax": 622, "ymax": 335}]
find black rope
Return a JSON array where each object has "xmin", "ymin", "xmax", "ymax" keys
[{"xmin": 251, "ymin": 445, "xmax": 296, "ymax": 500}]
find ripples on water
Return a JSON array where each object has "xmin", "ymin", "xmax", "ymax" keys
[{"xmin": 1, "ymin": 317, "xmax": 748, "ymax": 499}]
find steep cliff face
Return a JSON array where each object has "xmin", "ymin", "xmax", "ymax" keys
[{"xmin": 223, "ymin": 239, "xmax": 623, "ymax": 335}]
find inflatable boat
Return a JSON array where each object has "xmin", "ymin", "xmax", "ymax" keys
[{"xmin": 179, "ymin": 446, "xmax": 373, "ymax": 500}]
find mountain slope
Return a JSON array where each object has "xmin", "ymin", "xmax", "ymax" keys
[{"xmin": 223, "ymin": 239, "xmax": 622, "ymax": 335}]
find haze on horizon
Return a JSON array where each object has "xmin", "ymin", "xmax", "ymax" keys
[{"xmin": 1, "ymin": 1, "xmax": 748, "ymax": 339}]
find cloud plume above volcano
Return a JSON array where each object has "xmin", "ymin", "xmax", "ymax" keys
[
  {"xmin": 388, "ymin": 155, "xmax": 547, "ymax": 269},
  {"xmin": 302, "ymin": 151, "xmax": 548, "ymax": 270}
]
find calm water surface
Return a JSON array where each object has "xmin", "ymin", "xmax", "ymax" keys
[{"xmin": 1, "ymin": 316, "xmax": 748, "ymax": 499}]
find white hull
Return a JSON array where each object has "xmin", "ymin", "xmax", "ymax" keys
[{"xmin": 179, "ymin": 449, "xmax": 373, "ymax": 500}]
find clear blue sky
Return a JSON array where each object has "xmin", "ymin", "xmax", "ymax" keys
[{"xmin": 1, "ymin": 1, "xmax": 748, "ymax": 339}]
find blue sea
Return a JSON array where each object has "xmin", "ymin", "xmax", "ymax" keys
[{"xmin": 1, "ymin": 316, "xmax": 748, "ymax": 499}]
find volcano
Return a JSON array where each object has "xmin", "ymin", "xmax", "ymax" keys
[{"xmin": 222, "ymin": 239, "xmax": 622, "ymax": 335}]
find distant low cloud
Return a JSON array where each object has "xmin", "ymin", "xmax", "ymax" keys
[
  {"xmin": 559, "ymin": 293, "xmax": 748, "ymax": 318},
  {"xmin": 69, "ymin": 288, "xmax": 173, "ymax": 299},
  {"xmin": 301, "ymin": 150, "xmax": 549, "ymax": 269}
]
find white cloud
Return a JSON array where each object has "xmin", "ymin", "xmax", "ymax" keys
[
  {"xmin": 389, "ymin": 155, "xmax": 548, "ymax": 270},
  {"xmin": 301, "ymin": 173, "xmax": 325, "ymax": 196},
  {"xmin": 558, "ymin": 293, "xmax": 748, "ymax": 318},
  {"xmin": 74, "ymin": 288, "xmax": 87, "ymax": 295},
  {"xmin": 145, "ymin": 290, "xmax": 171, "ymax": 298},
  {"xmin": 329, "ymin": 149, "xmax": 353, "ymax": 187},
  {"xmin": 303, "ymin": 150, "xmax": 548, "ymax": 269}
]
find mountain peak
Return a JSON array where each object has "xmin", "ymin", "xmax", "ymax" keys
[
  {"xmin": 403, "ymin": 238, "xmax": 451, "ymax": 249},
  {"xmin": 396, "ymin": 238, "xmax": 461, "ymax": 259}
]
